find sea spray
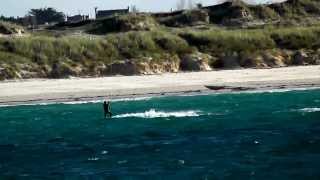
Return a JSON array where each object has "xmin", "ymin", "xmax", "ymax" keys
[{"xmin": 113, "ymin": 109, "xmax": 202, "ymax": 119}]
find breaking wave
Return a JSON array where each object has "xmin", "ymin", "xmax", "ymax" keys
[
  {"xmin": 0, "ymin": 102, "xmax": 54, "ymax": 107},
  {"xmin": 113, "ymin": 109, "xmax": 202, "ymax": 119},
  {"xmin": 299, "ymin": 108, "xmax": 320, "ymax": 113},
  {"xmin": 232, "ymin": 87, "xmax": 320, "ymax": 94},
  {"xmin": 60, "ymin": 97, "xmax": 153, "ymax": 105},
  {"xmin": 0, "ymin": 97, "xmax": 153, "ymax": 107}
]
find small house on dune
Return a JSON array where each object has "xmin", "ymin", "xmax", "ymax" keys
[
  {"xmin": 67, "ymin": 15, "xmax": 89, "ymax": 23},
  {"xmin": 95, "ymin": 7, "xmax": 130, "ymax": 19}
]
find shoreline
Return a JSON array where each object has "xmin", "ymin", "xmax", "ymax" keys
[
  {"xmin": 1, "ymin": 85, "xmax": 319, "ymax": 108},
  {"xmin": 1, "ymin": 66, "xmax": 320, "ymax": 106}
]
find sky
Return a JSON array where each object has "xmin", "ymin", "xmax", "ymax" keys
[{"xmin": 1, "ymin": 0, "xmax": 285, "ymax": 18}]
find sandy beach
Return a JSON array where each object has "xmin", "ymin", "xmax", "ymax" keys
[{"xmin": 0, "ymin": 65, "xmax": 320, "ymax": 106}]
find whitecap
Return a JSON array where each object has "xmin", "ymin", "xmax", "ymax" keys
[
  {"xmin": 88, "ymin": 157, "xmax": 100, "ymax": 161},
  {"xmin": 299, "ymin": 108, "xmax": 320, "ymax": 113},
  {"xmin": 0, "ymin": 104, "xmax": 16, "ymax": 107},
  {"xmin": 0, "ymin": 102, "xmax": 54, "ymax": 107},
  {"xmin": 62, "ymin": 97, "xmax": 153, "ymax": 105},
  {"xmin": 230, "ymin": 87, "xmax": 320, "ymax": 95},
  {"xmin": 117, "ymin": 160, "xmax": 128, "ymax": 164},
  {"xmin": 262, "ymin": 87, "xmax": 320, "ymax": 93},
  {"xmin": 62, "ymin": 100, "xmax": 103, "ymax": 105},
  {"xmin": 113, "ymin": 109, "xmax": 202, "ymax": 119},
  {"xmin": 0, "ymin": 97, "xmax": 153, "ymax": 108},
  {"xmin": 111, "ymin": 97, "xmax": 153, "ymax": 102},
  {"xmin": 101, "ymin": 150, "xmax": 108, "ymax": 155},
  {"xmin": 178, "ymin": 160, "xmax": 185, "ymax": 165}
]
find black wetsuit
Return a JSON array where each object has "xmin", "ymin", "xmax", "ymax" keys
[{"xmin": 104, "ymin": 102, "xmax": 112, "ymax": 118}]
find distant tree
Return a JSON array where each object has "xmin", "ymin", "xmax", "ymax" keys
[
  {"xmin": 196, "ymin": 3, "xmax": 203, "ymax": 9},
  {"xmin": 28, "ymin": 8, "xmax": 65, "ymax": 25},
  {"xmin": 0, "ymin": 15, "xmax": 19, "ymax": 24}
]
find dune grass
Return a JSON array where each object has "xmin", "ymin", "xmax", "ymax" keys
[
  {"xmin": 0, "ymin": 30, "xmax": 193, "ymax": 78},
  {"xmin": 1, "ymin": 26, "xmax": 319, "ymax": 63},
  {"xmin": 179, "ymin": 25, "xmax": 320, "ymax": 55},
  {"xmin": 1, "ymin": 25, "xmax": 320, "ymax": 79}
]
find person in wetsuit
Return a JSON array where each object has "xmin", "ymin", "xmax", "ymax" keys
[{"xmin": 103, "ymin": 101, "xmax": 112, "ymax": 118}]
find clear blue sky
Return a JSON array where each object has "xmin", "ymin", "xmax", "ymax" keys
[{"xmin": 1, "ymin": 0, "xmax": 285, "ymax": 18}]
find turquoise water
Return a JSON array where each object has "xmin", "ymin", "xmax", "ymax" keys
[{"xmin": 0, "ymin": 89, "xmax": 320, "ymax": 179}]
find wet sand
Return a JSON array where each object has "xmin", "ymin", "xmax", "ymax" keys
[{"xmin": 1, "ymin": 65, "xmax": 320, "ymax": 106}]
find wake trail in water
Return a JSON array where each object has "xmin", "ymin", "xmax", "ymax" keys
[{"xmin": 113, "ymin": 109, "xmax": 202, "ymax": 119}]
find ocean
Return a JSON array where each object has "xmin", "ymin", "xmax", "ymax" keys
[{"xmin": 0, "ymin": 89, "xmax": 320, "ymax": 179}]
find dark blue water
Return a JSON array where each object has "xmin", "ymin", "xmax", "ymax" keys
[{"xmin": 0, "ymin": 89, "xmax": 320, "ymax": 179}]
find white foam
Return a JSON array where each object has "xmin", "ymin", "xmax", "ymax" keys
[
  {"xmin": 231, "ymin": 87, "xmax": 320, "ymax": 94},
  {"xmin": 0, "ymin": 104, "xmax": 16, "ymax": 107},
  {"xmin": 114, "ymin": 109, "xmax": 202, "ymax": 119},
  {"xmin": 180, "ymin": 87, "xmax": 320, "ymax": 97},
  {"xmin": 299, "ymin": 108, "xmax": 320, "ymax": 113},
  {"xmin": 0, "ymin": 102, "xmax": 54, "ymax": 107},
  {"xmin": 264, "ymin": 87, "xmax": 320, "ymax": 93},
  {"xmin": 62, "ymin": 100, "xmax": 103, "ymax": 105},
  {"xmin": 0, "ymin": 97, "xmax": 153, "ymax": 107},
  {"xmin": 63, "ymin": 97, "xmax": 153, "ymax": 105},
  {"xmin": 111, "ymin": 97, "xmax": 153, "ymax": 102}
]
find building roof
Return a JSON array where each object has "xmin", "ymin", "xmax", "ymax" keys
[{"xmin": 96, "ymin": 8, "xmax": 129, "ymax": 18}]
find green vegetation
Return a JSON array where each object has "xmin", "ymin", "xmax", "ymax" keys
[
  {"xmin": 250, "ymin": 6, "xmax": 280, "ymax": 20},
  {"xmin": 0, "ymin": 30, "xmax": 193, "ymax": 78},
  {"xmin": 1, "ymin": 25, "xmax": 320, "ymax": 79},
  {"xmin": 88, "ymin": 14, "xmax": 159, "ymax": 34},
  {"xmin": 179, "ymin": 26, "xmax": 320, "ymax": 55},
  {"xmin": 158, "ymin": 10, "xmax": 209, "ymax": 27},
  {"xmin": 1, "ymin": 0, "xmax": 320, "ymax": 80},
  {"xmin": 180, "ymin": 29, "xmax": 275, "ymax": 54},
  {"xmin": 105, "ymin": 31, "xmax": 192, "ymax": 59},
  {"xmin": 29, "ymin": 7, "xmax": 65, "ymax": 24}
]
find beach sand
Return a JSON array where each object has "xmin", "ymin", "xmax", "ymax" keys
[{"xmin": 1, "ymin": 65, "xmax": 320, "ymax": 106}]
